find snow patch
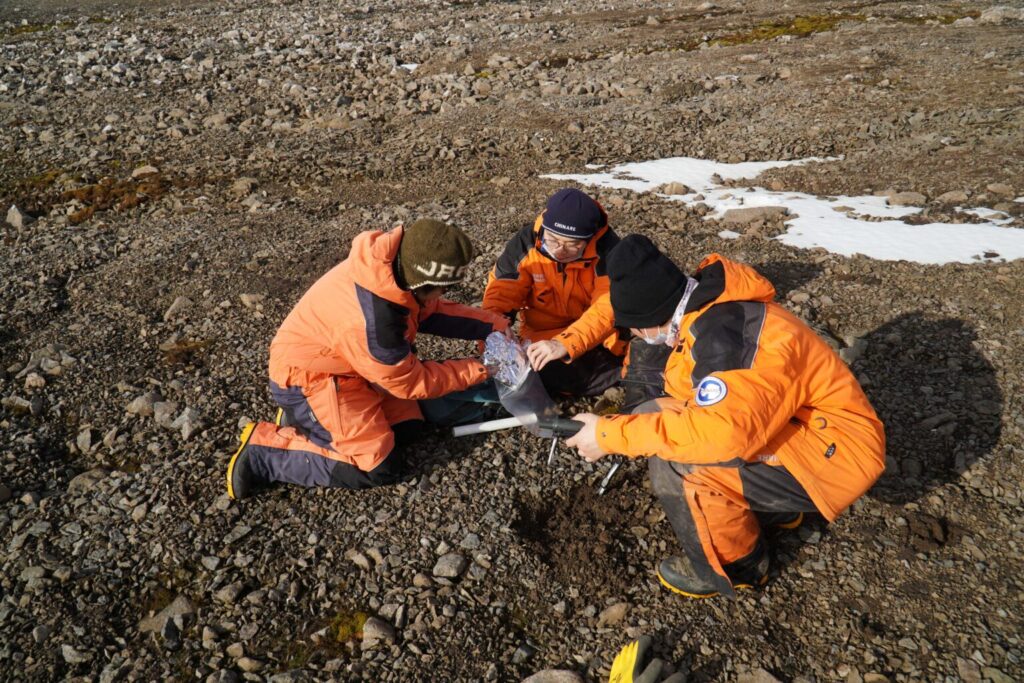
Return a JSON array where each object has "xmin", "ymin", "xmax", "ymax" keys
[{"xmin": 543, "ymin": 157, "xmax": 1024, "ymax": 265}]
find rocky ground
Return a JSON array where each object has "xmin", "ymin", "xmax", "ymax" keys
[{"xmin": 2, "ymin": 0, "xmax": 1023, "ymax": 681}]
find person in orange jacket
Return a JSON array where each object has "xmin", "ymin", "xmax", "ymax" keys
[
  {"xmin": 483, "ymin": 188, "xmax": 624, "ymax": 397},
  {"xmin": 226, "ymin": 219, "xmax": 510, "ymax": 499},
  {"xmin": 566, "ymin": 235, "xmax": 886, "ymax": 598}
]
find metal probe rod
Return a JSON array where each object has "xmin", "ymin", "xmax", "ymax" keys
[{"xmin": 451, "ymin": 415, "xmax": 532, "ymax": 437}]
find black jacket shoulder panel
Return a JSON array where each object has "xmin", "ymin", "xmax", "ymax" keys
[
  {"xmin": 689, "ymin": 300, "xmax": 766, "ymax": 385},
  {"xmin": 686, "ymin": 260, "xmax": 727, "ymax": 313},
  {"xmin": 493, "ymin": 224, "xmax": 537, "ymax": 280},
  {"xmin": 355, "ymin": 283, "xmax": 411, "ymax": 365}
]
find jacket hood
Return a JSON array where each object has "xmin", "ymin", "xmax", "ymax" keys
[
  {"xmin": 341, "ymin": 227, "xmax": 419, "ymax": 309},
  {"xmin": 685, "ymin": 253, "xmax": 776, "ymax": 312}
]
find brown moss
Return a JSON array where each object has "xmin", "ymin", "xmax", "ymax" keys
[
  {"xmin": 61, "ymin": 173, "xmax": 169, "ymax": 225},
  {"xmin": 115, "ymin": 456, "xmax": 143, "ymax": 474},
  {"xmin": 159, "ymin": 338, "xmax": 210, "ymax": 365},
  {"xmin": 281, "ymin": 608, "xmax": 366, "ymax": 671},
  {"xmin": 21, "ymin": 168, "xmax": 64, "ymax": 190},
  {"xmin": 4, "ymin": 168, "xmax": 68, "ymax": 216},
  {"xmin": 143, "ymin": 584, "xmax": 174, "ymax": 615}
]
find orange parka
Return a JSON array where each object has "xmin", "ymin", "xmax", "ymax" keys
[
  {"xmin": 483, "ymin": 214, "xmax": 623, "ymax": 359},
  {"xmin": 269, "ymin": 227, "xmax": 507, "ymax": 402},
  {"xmin": 596, "ymin": 254, "xmax": 885, "ymax": 520}
]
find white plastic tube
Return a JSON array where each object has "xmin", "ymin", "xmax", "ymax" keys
[{"xmin": 452, "ymin": 415, "xmax": 535, "ymax": 437}]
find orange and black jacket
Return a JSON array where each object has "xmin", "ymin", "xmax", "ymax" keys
[
  {"xmin": 483, "ymin": 213, "xmax": 623, "ymax": 359},
  {"xmin": 596, "ymin": 254, "xmax": 886, "ymax": 520},
  {"xmin": 269, "ymin": 227, "xmax": 508, "ymax": 400}
]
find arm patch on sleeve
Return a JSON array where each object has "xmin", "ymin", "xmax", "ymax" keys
[{"xmin": 355, "ymin": 283, "xmax": 411, "ymax": 365}]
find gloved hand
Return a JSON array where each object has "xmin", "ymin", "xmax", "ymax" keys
[{"xmin": 609, "ymin": 636, "xmax": 685, "ymax": 683}]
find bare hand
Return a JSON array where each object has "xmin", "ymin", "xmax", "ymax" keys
[
  {"xmin": 526, "ymin": 339, "xmax": 569, "ymax": 371},
  {"xmin": 565, "ymin": 412, "xmax": 609, "ymax": 463}
]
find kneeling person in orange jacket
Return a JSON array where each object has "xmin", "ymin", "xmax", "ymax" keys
[
  {"xmin": 566, "ymin": 235, "xmax": 886, "ymax": 598},
  {"xmin": 227, "ymin": 219, "xmax": 509, "ymax": 499},
  {"xmin": 483, "ymin": 188, "xmax": 624, "ymax": 397}
]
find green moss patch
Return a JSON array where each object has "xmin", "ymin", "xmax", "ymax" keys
[
  {"xmin": 894, "ymin": 11, "xmax": 980, "ymax": 25},
  {"xmin": 282, "ymin": 608, "xmax": 367, "ymax": 671},
  {"xmin": 709, "ymin": 14, "xmax": 866, "ymax": 47}
]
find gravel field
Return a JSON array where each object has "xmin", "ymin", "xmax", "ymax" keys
[{"xmin": 1, "ymin": 1, "xmax": 1023, "ymax": 681}]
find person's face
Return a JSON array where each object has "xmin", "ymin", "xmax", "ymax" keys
[
  {"xmin": 630, "ymin": 323, "xmax": 672, "ymax": 346},
  {"xmin": 542, "ymin": 232, "xmax": 588, "ymax": 262},
  {"xmin": 413, "ymin": 285, "xmax": 450, "ymax": 306}
]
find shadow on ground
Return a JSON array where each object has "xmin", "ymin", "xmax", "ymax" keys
[
  {"xmin": 857, "ymin": 313, "xmax": 1002, "ymax": 504},
  {"xmin": 756, "ymin": 259, "xmax": 822, "ymax": 300}
]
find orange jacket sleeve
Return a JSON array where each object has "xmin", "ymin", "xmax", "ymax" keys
[
  {"xmin": 595, "ymin": 352, "xmax": 804, "ymax": 464},
  {"xmin": 339, "ymin": 332, "xmax": 489, "ymax": 400},
  {"xmin": 553, "ymin": 287, "xmax": 615, "ymax": 360}
]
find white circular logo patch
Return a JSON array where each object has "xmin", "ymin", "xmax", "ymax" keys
[{"xmin": 695, "ymin": 376, "xmax": 728, "ymax": 406}]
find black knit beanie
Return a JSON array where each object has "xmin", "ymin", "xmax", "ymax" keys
[{"xmin": 606, "ymin": 235, "xmax": 687, "ymax": 328}]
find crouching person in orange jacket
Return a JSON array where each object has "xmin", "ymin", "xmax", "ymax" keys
[
  {"xmin": 566, "ymin": 235, "xmax": 885, "ymax": 598},
  {"xmin": 227, "ymin": 219, "xmax": 510, "ymax": 500},
  {"xmin": 483, "ymin": 188, "xmax": 624, "ymax": 397}
]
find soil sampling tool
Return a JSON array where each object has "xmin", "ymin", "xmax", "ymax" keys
[
  {"xmin": 455, "ymin": 332, "xmax": 613, "ymax": 490},
  {"xmin": 596, "ymin": 461, "xmax": 621, "ymax": 496},
  {"xmin": 453, "ymin": 410, "xmax": 620, "ymax": 491},
  {"xmin": 536, "ymin": 415, "xmax": 584, "ymax": 466},
  {"xmin": 450, "ymin": 412, "xmax": 572, "ymax": 438}
]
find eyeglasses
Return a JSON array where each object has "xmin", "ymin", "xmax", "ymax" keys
[{"xmin": 541, "ymin": 233, "xmax": 587, "ymax": 255}]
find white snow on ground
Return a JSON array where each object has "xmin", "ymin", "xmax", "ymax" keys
[
  {"xmin": 543, "ymin": 157, "xmax": 1024, "ymax": 265},
  {"xmin": 399, "ymin": 63, "xmax": 419, "ymax": 71}
]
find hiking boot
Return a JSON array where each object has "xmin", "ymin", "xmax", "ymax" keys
[
  {"xmin": 226, "ymin": 422, "xmax": 263, "ymax": 500},
  {"xmin": 656, "ymin": 555, "xmax": 722, "ymax": 598},
  {"xmin": 657, "ymin": 554, "xmax": 768, "ymax": 598},
  {"xmin": 757, "ymin": 511, "xmax": 804, "ymax": 530},
  {"xmin": 775, "ymin": 512, "xmax": 804, "ymax": 530},
  {"xmin": 274, "ymin": 407, "xmax": 293, "ymax": 428}
]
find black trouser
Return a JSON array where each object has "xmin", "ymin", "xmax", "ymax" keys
[
  {"xmin": 620, "ymin": 338, "xmax": 673, "ymax": 411},
  {"xmin": 249, "ymin": 420, "xmax": 420, "ymax": 490},
  {"xmin": 538, "ymin": 345, "xmax": 624, "ymax": 397}
]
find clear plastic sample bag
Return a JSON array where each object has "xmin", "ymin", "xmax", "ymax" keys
[{"xmin": 481, "ymin": 332, "xmax": 558, "ymax": 437}]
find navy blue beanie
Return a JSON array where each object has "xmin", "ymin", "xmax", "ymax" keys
[{"xmin": 541, "ymin": 188, "xmax": 606, "ymax": 239}]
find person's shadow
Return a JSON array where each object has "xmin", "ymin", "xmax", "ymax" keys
[
  {"xmin": 757, "ymin": 260, "xmax": 822, "ymax": 300},
  {"xmin": 852, "ymin": 312, "xmax": 1002, "ymax": 504}
]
